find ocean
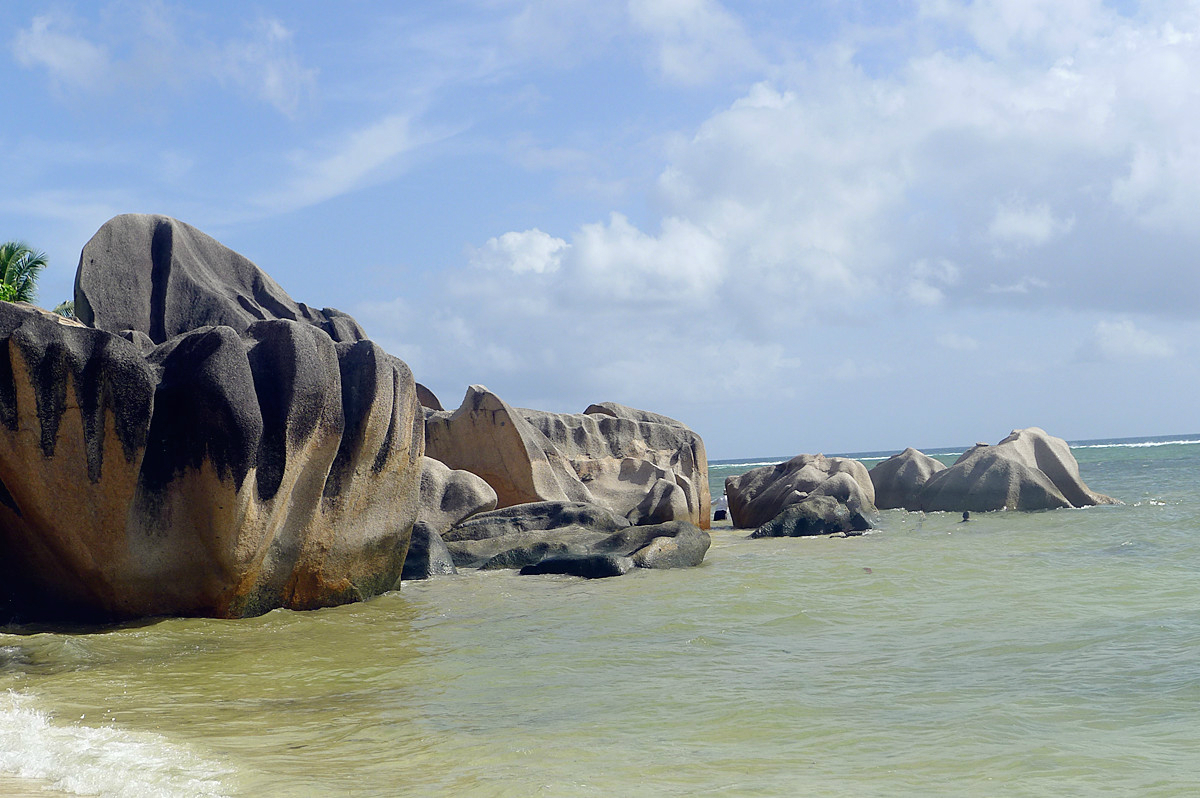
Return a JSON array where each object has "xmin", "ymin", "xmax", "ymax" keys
[{"xmin": 2, "ymin": 435, "xmax": 1199, "ymax": 796}]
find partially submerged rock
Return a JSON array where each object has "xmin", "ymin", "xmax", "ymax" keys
[
  {"xmin": 0, "ymin": 295, "xmax": 422, "ymax": 623},
  {"xmin": 725, "ymin": 454, "xmax": 876, "ymax": 529},
  {"xmin": 749, "ymin": 495, "xmax": 872, "ymax": 538},
  {"xmin": 917, "ymin": 428, "xmax": 1119, "ymax": 512},
  {"xmin": 519, "ymin": 554, "xmax": 633, "ymax": 579},
  {"xmin": 869, "ymin": 448, "xmax": 946, "ymax": 510},
  {"xmin": 442, "ymin": 501, "xmax": 710, "ymax": 575},
  {"xmin": 425, "ymin": 386, "xmax": 710, "ymax": 528},
  {"xmin": 75, "ymin": 214, "xmax": 366, "ymax": 344}
]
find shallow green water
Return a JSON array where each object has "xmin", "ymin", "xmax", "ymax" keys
[{"xmin": 2, "ymin": 438, "xmax": 1199, "ymax": 796}]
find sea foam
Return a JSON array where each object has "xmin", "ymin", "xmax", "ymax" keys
[{"xmin": 0, "ymin": 690, "xmax": 231, "ymax": 798}]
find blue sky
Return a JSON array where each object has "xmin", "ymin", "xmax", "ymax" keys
[{"xmin": 3, "ymin": 0, "xmax": 1198, "ymax": 458}]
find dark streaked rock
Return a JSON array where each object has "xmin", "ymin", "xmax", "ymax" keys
[
  {"xmin": 519, "ymin": 554, "xmax": 634, "ymax": 579},
  {"xmin": 75, "ymin": 214, "xmax": 366, "ymax": 344}
]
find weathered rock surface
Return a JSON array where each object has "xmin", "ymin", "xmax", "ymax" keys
[
  {"xmin": 415, "ymin": 456, "xmax": 497, "ymax": 536},
  {"xmin": 917, "ymin": 428, "xmax": 1119, "ymax": 512},
  {"xmin": 425, "ymin": 386, "xmax": 710, "ymax": 528},
  {"xmin": 401, "ymin": 457, "xmax": 497, "ymax": 579},
  {"xmin": 415, "ymin": 383, "xmax": 443, "ymax": 411},
  {"xmin": 75, "ymin": 214, "xmax": 366, "ymax": 344},
  {"xmin": 0, "ymin": 301, "xmax": 423, "ymax": 621},
  {"xmin": 749, "ymin": 495, "xmax": 870, "ymax": 538},
  {"xmin": 725, "ymin": 454, "xmax": 876, "ymax": 529},
  {"xmin": 869, "ymin": 448, "xmax": 947, "ymax": 510},
  {"xmin": 441, "ymin": 501, "xmax": 709, "ymax": 574}
]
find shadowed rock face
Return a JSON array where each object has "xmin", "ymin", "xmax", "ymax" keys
[
  {"xmin": 75, "ymin": 214, "xmax": 366, "ymax": 345},
  {"xmin": 0, "ymin": 303, "xmax": 422, "ymax": 622},
  {"xmin": 441, "ymin": 501, "xmax": 709, "ymax": 574},
  {"xmin": 869, "ymin": 448, "xmax": 947, "ymax": 510},
  {"xmin": 917, "ymin": 428, "xmax": 1119, "ymax": 512},
  {"xmin": 424, "ymin": 386, "xmax": 710, "ymax": 529},
  {"xmin": 725, "ymin": 454, "xmax": 876, "ymax": 530},
  {"xmin": 749, "ymin": 494, "xmax": 872, "ymax": 538}
]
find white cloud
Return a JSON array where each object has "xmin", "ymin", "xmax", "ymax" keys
[
  {"xmin": 628, "ymin": 0, "xmax": 761, "ymax": 84},
  {"xmin": 470, "ymin": 229, "xmax": 568, "ymax": 274},
  {"xmin": 12, "ymin": 6, "xmax": 317, "ymax": 117},
  {"xmin": 217, "ymin": 18, "xmax": 317, "ymax": 117},
  {"xmin": 570, "ymin": 213, "xmax": 726, "ymax": 303},
  {"xmin": 12, "ymin": 13, "xmax": 112, "ymax": 90},
  {"xmin": 988, "ymin": 200, "xmax": 1075, "ymax": 247},
  {"xmin": 260, "ymin": 114, "xmax": 431, "ymax": 213},
  {"xmin": 1078, "ymin": 319, "xmax": 1175, "ymax": 362}
]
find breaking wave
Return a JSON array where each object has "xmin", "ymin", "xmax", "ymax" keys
[{"xmin": 0, "ymin": 690, "xmax": 231, "ymax": 798}]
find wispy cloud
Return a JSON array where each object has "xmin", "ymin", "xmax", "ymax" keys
[
  {"xmin": 1077, "ymin": 319, "xmax": 1175, "ymax": 362},
  {"xmin": 257, "ymin": 114, "xmax": 451, "ymax": 214},
  {"xmin": 216, "ymin": 17, "xmax": 317, "ymax": 117},
  {"xmin": 628, "ymin": 0, "xmax": 761, "ymax": 85},
  {"xmin": 12, "ymin": 13, "xmax": 112, "ymax": 91},
  {"xmin": 12, "ymin": 4, "xmax": 318, "ymax": 117}
]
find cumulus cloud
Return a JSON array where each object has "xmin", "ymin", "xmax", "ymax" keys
[
  {"xmin": 470, "ymin": 229, "xmax": 568, "ymax": 274},
  {"xmin": 571, "ymin": 213, "xmax": 726, "ymax": 303},
  {"xmin": 1078, "ymin": 319, "xmax": 1175, "ymax": 362}
]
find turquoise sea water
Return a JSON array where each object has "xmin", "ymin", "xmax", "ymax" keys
[{"xmin": 2, "ymin": 435, "xmax": 1199, "ymax": 796}]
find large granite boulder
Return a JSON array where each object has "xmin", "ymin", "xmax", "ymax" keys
[
  {"xmin": 75, "ymin": 214, "xmax": 366, "ymax": 344},
  {"xmin": 424, "ymin": 386, "xmax": 710, "ymax": 529},
  {"xmin": 869, "ymin": 448, "xmax": 947, "ymax": 510},
  {"xmin": 441, "ymin": 501, "xmax": 709, "ymax": 573},
  {"xmin": 917, "ymin": 428, "xmax": 1119, "ymax": 512},
  {"xmin": 725, "ymin": 454, "xmax": 876, "ymax": 529},
  {"xmin": 401, "ymin": 457, "xmax": 498, "ymax": 579},
  {"xmin": 0, "ymin": 302, "xmax": 423, "ymax": 621}
]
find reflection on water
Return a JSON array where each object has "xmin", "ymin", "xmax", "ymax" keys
[{"xmin": 1, "ymin": 440, "xmax": 1199, "ymax": 796}]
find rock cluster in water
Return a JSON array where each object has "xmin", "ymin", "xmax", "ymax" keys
[
  {"xmin": 725, "ymin": 454, "xmax": 878, "ymax": 537},
  {"xmin": 721, "ymin": 427, "xmax": 1118, "ymax": 537},
  {"xmin": 0, "ymin": 214, "xmax": 713, "ymax": 622},
  {"xmin": 867, "ymin": 428, "xmax": 1119, "ymax": 512}
]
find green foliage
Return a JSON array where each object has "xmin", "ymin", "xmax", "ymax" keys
[
  {"xmin": 53, "ymin": 299, "xmax": 75, "ymax": 319},
  {"xmin": 0, "ymin": 241, "xmax": 48, "ymax": 304}
]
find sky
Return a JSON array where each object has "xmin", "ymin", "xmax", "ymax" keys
[{"xmin": 2, "ymin": 0, "xmax": 1198, "ymax": 458}]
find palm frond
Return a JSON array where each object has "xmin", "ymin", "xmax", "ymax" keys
[{"xmin": 0, "ymin": 240, "xmax": 48, "ymax": 304}]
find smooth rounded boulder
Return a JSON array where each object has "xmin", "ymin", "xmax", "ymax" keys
[
  {"xmin": 869, "ymin": 448, "xmax": 947, "ymax": 510},
  {"xmin": 917, "ymin": 428, "xmax": 1118, "ymax": 512},
  {"xmin": 402, "ymin": 457, "xmax": 498, "ymax": 579}
]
